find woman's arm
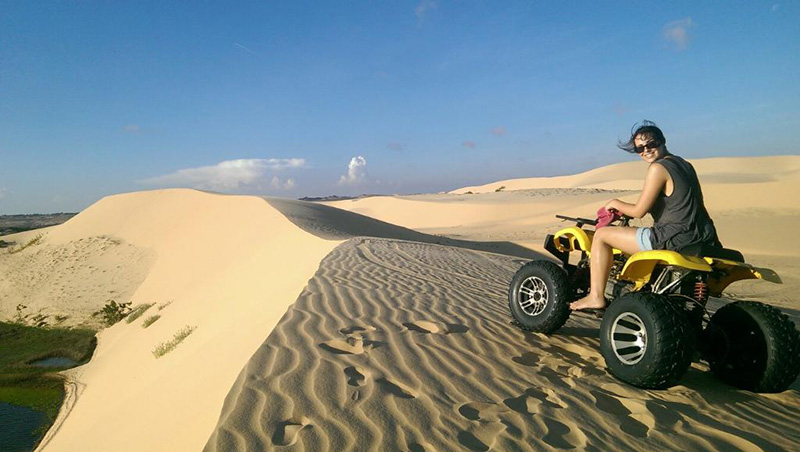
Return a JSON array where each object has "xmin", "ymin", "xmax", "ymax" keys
[{"xmin": 605, "ymin": 163, "xmax": 669, "ymax": 218}]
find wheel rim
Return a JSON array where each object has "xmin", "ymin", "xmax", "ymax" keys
[
  {"xmin": 518, "ymin": 276, "xmax": 549, "ymax": 316},
  {"xmin": 611, "ymin": 312, "xmax": 647, "ymax": 365}
]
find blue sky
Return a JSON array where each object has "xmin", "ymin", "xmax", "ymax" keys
[{"xmin": 1, "ymin": 1, "xmax": 798, "ymax": 213}]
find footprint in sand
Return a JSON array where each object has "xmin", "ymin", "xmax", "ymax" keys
[
  {"xmin": 272, "ymin": 416, "xmax": 311, "ymax": 446},
  {"xmin": 376, "ymin": 377, "xmax": 418, "ymax": 399},
  {"xmin": 456, "ymin": 402, "xmax": 511, "ymax": 451},
  {"xmin": 458, "ymin": 401, "xmax": 509, "ymax": 422},
  {"xmin": 590, "ymin": 390, "xmax": 650, "ymax": 438},
  {"xmin": 404, "ymin": 320, "xmax": 470, "ymax": 335},
  {"xmin": 407, "ymin": 442, "xmax": 437, "ymax": 452},
  {"xmin": 320, "ymin": 336, "xmax": 371, "ymax": 355},
  {"xmin": 541, "ymin": 417, "xmax": 587, "ymax": 450},
  {"xmin": 457, "ymin": 422, "xmax": 506, "ymax": 452},
  {"xmin": 503, "ymin": 387, "xmax": 567, "ymax": 414},
  {"xmin": 344, "ymin": 366, "xmax": 369, "ymax": 387},
  {"xmin": 340, "ymin": 325, "xmax": 377, "ymax": 335},
  {"xmin": 511, "ymin": 351, "xmax": 540, "ymax": 367}
]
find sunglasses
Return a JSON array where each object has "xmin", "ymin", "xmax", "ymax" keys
[{"xmin": 634, "ymin": 141, "xmax": 662, "ymax": 154}]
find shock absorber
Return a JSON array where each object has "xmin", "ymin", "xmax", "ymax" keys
[{"xmin": 694, "ymin": 278, "xmax": 709, "ymax": 306}]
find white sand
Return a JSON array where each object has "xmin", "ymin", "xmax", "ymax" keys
[{"xmin": 0, "ymin": 156, "xmax": 796, "ymax": 451}]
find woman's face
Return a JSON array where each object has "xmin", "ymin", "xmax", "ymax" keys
[{"xmin": 634, "ymin": 134, "xmax": 666, "ymax": 163}]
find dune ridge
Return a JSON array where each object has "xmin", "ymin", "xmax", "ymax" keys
[
  {"xmin": 328, "ymin": 156, "xmax": 800, "ymax": 258},
  {"xmin": 449, "ymin": 155, "xmax": 800, "ymax": 194},
  {"xmin": 15, "ymin": 189, "xmax": 340, "ymax": 452}
]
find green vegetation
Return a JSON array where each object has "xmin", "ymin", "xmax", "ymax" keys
[
  {"xmin": 152, "ymin": 325, "xmax": 196, "ymax": 358},
  {"xmin": 92, "ymin": 300, "xmax": 132, "ymax": 326},
  {"xmin": 157, "ymin": 300, "xmax": 173, "ymax": 311},
  {"xmin": 142, "ymin": 315, "xmax": 161, "ymax": 329},
  {"xmin": 0, "ymin": 321, "xmax": 96, "ymax": 423},
  {"xmin": 495, "ymin": 185, "xmax": 506, "ymax": 192},
  {"xmin": 125, "ymin": 303, "xmax": 155, "ymax": 324},
  {"xmin": 13, "ymin": 303, "xmax": 60, "ymax": 328},
  {"xmin": 8, "ymin": 233, "xmax": 44, "ymax": 254}
]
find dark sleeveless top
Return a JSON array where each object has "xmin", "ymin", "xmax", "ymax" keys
[{"xmin": 649, "ymin": 155, "xmax": 720, "ymax": 251}]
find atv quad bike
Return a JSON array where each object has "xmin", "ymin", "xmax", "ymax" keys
[{"xmin": 509, "ymin": 214, "xmax": 800, "ymax": 392}]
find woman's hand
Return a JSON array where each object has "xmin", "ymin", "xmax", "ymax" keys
[{"xmin": 604, "ymin": 199, "xmax": 620, "ymax": 212}]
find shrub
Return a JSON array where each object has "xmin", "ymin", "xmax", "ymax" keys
[
  {"xmin": 14, "ymin": 304, "xmax": 28, "ymax": 324},
  {"xmin": 92, "ymin": 301, "xmax": 132, "ymax": 327},
  {"xmin": 8, "ymin": 234, "xmax": 44, "ymax": 254},
  {"xmin": 157, "ymin": 301, "xmax": 173, "ymax": 311},
  {"xmin": 141, "ymin": 315, "xmax": 161, "ymax": 329},
  {"xmin": 495, "ymin": 185, "xmax": 506, "ymax": 192},
  {"xmin": 152, "ymin": 326, "xmax": 196, "ymax": 358},
  {"xmin": 126, "ymin": 303, "xmax": 155, "ymax": 324}
]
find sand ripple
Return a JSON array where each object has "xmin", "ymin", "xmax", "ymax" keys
[{"xmin": 205, "ymin": 238, "xmax": 800, "ymax": 451}]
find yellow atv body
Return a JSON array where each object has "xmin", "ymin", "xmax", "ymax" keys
[
  {"xmin": 550, "ymin": 224, "xmax": 781, "ymax": 296},
  {"xmin": 509, "ymin": 214, "xmax": 799, "ymax": 392}
]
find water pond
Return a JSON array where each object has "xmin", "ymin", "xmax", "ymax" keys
[
  {"xmin": 29, "ymin": 357, "xmax": 78, "ymax": 368},
  {"xmin": 0, "ymin": 402, "xmax": 48, "ymax": 452}
]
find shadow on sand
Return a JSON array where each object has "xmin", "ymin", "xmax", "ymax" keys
[{"xmin": 265, "ymin": 198, "xmax": 545, "ymax": 260}]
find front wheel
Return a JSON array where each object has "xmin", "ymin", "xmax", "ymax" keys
[
  {"xmin": 600, "ymin": 292, "xmax": 694, "ymax": 389},
  {"xmin": 508, "ymin": 260, "xmax": 571, "ymax": 334},
  {"xmin": 704, "ymin": 301, "xmax": 800, "ymax": 393}
]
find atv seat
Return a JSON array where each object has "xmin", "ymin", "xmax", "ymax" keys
[{"xmin": 679, "ymin": 243, "xmax": 745, "ymax": 263}]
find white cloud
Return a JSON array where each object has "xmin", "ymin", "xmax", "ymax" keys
[
  {"xmin": 338, "ymin": 156, "xmax": 368, "ymax": 186},
  {"xmin": 139, "ymin": 158, "xmax": 306, "ymax": 191},
  {"xmin": 415, "ymin": 0, "xmax": 438, "ymax": 24},
  {"xmin": 270, "ymin": 176, "xmax": 296, "ymax": 190},
  {"xmin": 663, "ymin": 17, "xmax": 693, "ymax": 51},
  {"xmin": 491, "ymin": 126, "xmax": 507, "ymax": 136},
  {"xmin": 233, "ymin": 42, "xmax": 256, "ymax": 54}
]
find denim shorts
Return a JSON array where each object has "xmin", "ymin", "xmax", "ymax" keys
[{"xmin": 636, "ymin": 227, "xmax": 654, "ymax": 251}]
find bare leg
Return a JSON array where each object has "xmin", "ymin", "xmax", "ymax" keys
[{"xmin": 570, "ymin": 226, "xmax": 641, "ymax": 310}]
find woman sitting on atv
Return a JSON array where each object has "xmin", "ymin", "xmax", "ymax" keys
[{"xmin": 570, "ymin": 121, "xmax": 720, "ymax": 312}]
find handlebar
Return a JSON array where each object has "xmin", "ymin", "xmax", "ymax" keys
[
  {"xmin": 555, "ymin": 214, "xmax": 631, "ymax": 228},
  {"xmin": 555, "ymin": 215, "xmax": 597, "ymax": 227}
]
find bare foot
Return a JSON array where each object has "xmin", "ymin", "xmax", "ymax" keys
[{"xmin": 570, "ymin": 295, "xmax": 606, "ymax": 311}]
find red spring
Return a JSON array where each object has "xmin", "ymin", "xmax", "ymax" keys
[{"xmin": 694, "ymin": 282, "xmax": 709, "ymax": 304}]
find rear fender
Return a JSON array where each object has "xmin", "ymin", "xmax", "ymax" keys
[
  {"xmin": 619, "ymin": 251, "xmax": 712, "ymax": 290},
  {"xmin": 705, "ymin": 258, "xmax": 782, "ymax": 296}
]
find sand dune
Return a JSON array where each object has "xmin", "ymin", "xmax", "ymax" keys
[
  {"xmin": 449, "ymin": 155, "xmax": 800, "ymax": 194},
  {"xmin": 1, "ymin": 156, "xmax": 797, "ymax": 451},
  {"xmin": 328, "ymin": 156, "xmax": 800, "ymax": 258},
  {"xmin": 205, "ymin": 238, "xmax": 800, "ymax": 451},
  {"xmin": 16, "ymin": 189, "xmax": 340, "ymax": 452}
]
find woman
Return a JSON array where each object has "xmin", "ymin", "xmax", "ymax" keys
[{"xmin": 570, "ymin": 121, "xmax": 720, "ymax": 311}]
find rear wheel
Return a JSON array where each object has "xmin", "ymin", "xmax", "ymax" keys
[
  {"xmin": 704, "ymin": 301, "xmax": 800, "ymax": 392},
  {"xmin": 508, "ymin": 260, "xmax": 571, "ymax": 334},
  {"xmin": 600, "ymin": 292, "xmax": 694, "ymax": 389}
]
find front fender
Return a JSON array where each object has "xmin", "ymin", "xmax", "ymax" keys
[{"xmin": 553, "ymin": 227, "xmax": 593, "ymax": 253}]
